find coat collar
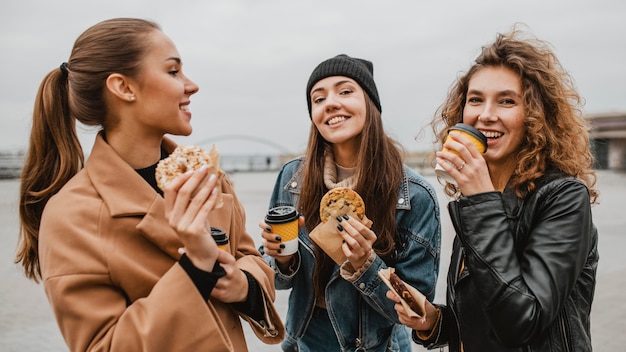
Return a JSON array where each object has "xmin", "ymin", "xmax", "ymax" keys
[{"xmin": 85, "ymin": 133, "xmax": 182, "ymax": 258}]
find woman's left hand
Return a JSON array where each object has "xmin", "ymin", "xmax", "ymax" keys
[
  {"xmin": 336, "ymin": 215, "xmax": 376, "ymax": 269},
  {"xmin": 210, "ymin": 249, "xmax": 249, "ymax": 303}
]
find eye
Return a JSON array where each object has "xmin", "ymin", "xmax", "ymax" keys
[
  {"xmin": 169, "ymin": 69, "xmax": 179, "ymax": 76},
  {"xmin": 339, "ymin": 88, "xmax": 353, "ymax": 95},
  {"xmin": 313, "ymin": 96, "xmax": 325, "ymax": 104},
  {"xmin": 467, "ymin": 96, "xmax": 482, "ymax": 104},
  {"xmin": 500, "ymin": 98, "xmax": 516, "ymax": 105}
]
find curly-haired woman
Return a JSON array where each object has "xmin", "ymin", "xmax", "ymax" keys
[{"xmin": 387, "ymin": 26, "xmax": 599, "ymax": 351}]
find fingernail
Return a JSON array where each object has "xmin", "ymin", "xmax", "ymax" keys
[
  {"xmin": 337, "ymin": 224, "xmax": 344, "ymax": 232},
  {"xmin": 275, "ymin": 236, "xmax": 282, "ymax": 241},
  {"xmin": 336, "ymin": 216, "xmax": 343, "ymax": 222},
  {"xmin": 342, "ymin": 214, "xmax": 349, "ymax": 220},
  {"xmin": 208, "ymin": 173, "xmax": 216, "ymax": 182},
  {"xmin": 279, "ymin": 244, "xmax": 285, "ymax": 249},
  {"xmin": 277, "ymin": 249, "xmax": 282, "ymax": 254},
  {"xmin": 198, "ymin": 165, "xmax": 207, "ymax": 172},
  {"xmin": 266, "ymin": 226, "xmax": 272, "ymax": 232}
]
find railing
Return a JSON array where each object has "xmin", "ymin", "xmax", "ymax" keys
[
  {"xmin": 0, "ymin": 152, "xmax": 24, "ymax": 179},
  {"xmin": 0, "ymin": 151, "xmax": 437, "ymax": 179}
]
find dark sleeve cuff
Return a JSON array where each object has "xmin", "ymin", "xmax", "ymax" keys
[
  {"xmin": 178, "ymin": 253, "xmax": 226, "ymax": 302},
  {"xmin": 231, "ymin": 270, "xmax": 265, "ymax": 322}
]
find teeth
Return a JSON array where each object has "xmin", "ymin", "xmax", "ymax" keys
[
  {"xmin": 180, "ymin": 105, "xmax": 189, "ymax": 111},
  {"xmin": 481, "ymin": 130, "xmax": 503, "ymax": 138},
  {"xmin": 328, "ymin": 116, "xmax": 347, "ymax": 125}
]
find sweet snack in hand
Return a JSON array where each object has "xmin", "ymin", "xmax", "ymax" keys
[
  {"xmin": 310, "ymin": 187, "xmax": 372, "ymax": 264},
  {"xmin": 319, "ymin": 187, "xmax": 366, "ymax": 223},
  {"xmin": 378, "ymin": 267, "xmax": 427, "ymax": 318},
  {"xmin": 155, "ymin": 145, "xmax": 224, "ymax": 208}
]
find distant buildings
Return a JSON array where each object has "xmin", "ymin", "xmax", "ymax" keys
[{"xmin": 588, "ymin": 112, "xmax": 626, "ymax": 171}]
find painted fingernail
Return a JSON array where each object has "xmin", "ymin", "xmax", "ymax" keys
[
  {"xmin": 337, "ymin": 224, "xmax": 344, "ymax": 232},
  {"xmin": 279, "ymin": 244, "xmax": 285, "ymax": 249},
  {"xmin": 342, "ymin": 214, "xmax": 349, "ymax": 220},
  {"xmin": 336, "ymin": 216, "xmax": 343, "ymax": 222},
  {"xmin": 277, "ymin": 249, "xmax": 282, "ymax": 254},
  {"xmin": 266, "ymin": 226, "xmax": 272, "ymax": 232},
  {"xmin": 275, "ymin": 236, "xmax": 282, "ymax": 241}
]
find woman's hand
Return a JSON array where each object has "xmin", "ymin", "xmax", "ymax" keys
[
  {"xmin": 386, "ymin": 289, "xmax": 439, "ymax": 332},
  {"xmin": 164, "ymin": 166, "xmax": 220, "ymax": 272},
  {"xmin": 211, "ymin": 250, "xmax": 249, "ymax": 303},
  {"xmin": 435, "ymin": 131, "xmax": 494, "ymax": 196},
  {"xmin": 337, "ymin": 214, "xmax": 376, "ymax": 269},
  {"xmin": 259, "ymin": 216, "xmax": 304, "ymax": 272}
]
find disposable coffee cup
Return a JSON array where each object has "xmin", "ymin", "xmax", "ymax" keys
[
  {"xmin": 435, "ymin": 123, "xmax": 487, "ymax": 184},
  {"xmin": 265, "ymin": 206, "xmax": 299, "ymax": 256},
  {"xmin": 211, "ymin": 227, "xmax": 229, "ymax": 251}
]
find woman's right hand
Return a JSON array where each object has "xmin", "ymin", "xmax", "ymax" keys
[
  {"xmin": 259, "ymin": 216, "xmax": 304, "ymax": 270},
  {"xmin": 164, "ymin": 166, "xmax": 220, "ymax": 272}
]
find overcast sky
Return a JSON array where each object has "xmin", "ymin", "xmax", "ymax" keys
[{"xmin": 2, "ymin": 0, "xmax": 625, "ymax": 156}]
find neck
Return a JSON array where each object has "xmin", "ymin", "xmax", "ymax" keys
[
  {"xmin": 105, "ymin": 128, "xmax": 163, "ymax": 169},
  {"xmin": 331, "ymin": 143, "xmax": 357, "ymax": 168},
  {"xmin": 489, "ymin": 160, "xmax": 516, "ymax": 192}
]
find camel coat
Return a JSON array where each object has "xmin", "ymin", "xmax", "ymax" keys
[{"xmin": 39, "ymin": 133, "xmax": 284, "ymax": 351}]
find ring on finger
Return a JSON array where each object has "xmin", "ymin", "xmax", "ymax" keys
[{"xmin": 457, "ymin": 161, "xmax": 466, "ymax": 170}]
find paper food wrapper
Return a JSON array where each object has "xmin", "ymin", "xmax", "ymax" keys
[
  {"xmin": 378, "ymin": 267, "xmax": 427, "ymax": 319},
  {"xmin": 309, "ymin": 210, "xmax": 372, "ymax": 265}
]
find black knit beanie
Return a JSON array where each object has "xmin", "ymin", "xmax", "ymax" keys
[{"xmin": 306, "ymin": 54, "xmax": 381, "ymax": 117}]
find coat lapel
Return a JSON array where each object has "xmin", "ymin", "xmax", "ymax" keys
[{"xmin": 86, "ymin": 133, "xmax": 183, "ymax": 259}]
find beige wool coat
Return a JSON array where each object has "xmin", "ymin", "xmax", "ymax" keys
[{"xmin": 38, "ymin": 133, "xmax": 284, "ymax": 351}]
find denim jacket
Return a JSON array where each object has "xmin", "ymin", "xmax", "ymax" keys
[{"xmin": 262, "ymin": 157, "xmax": 441, "ymax": 352}]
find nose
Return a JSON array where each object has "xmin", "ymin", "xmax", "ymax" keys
[
  {"xmin": 324, "ymin": 92, "xmax": 340, "ymax": 111},
  {"xmin": 478, "ymin": 101, "xmax": 497, "ymax": 123},
  {"xmin": 185, "ymin": 76, "xmax": 199, "ymax": 96}
]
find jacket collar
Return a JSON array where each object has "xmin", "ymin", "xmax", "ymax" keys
[
  {"xmin": 284, "ymin": 159, "xmax": 412, "ymax": 211},
  {"xmin": 85, "ymin": 133, "xmax": 182, "ymax": 258}
]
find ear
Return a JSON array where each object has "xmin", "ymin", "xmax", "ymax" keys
[{"xmin": 105, "ymin": 73, "xmax": 136, "ymax": 102}]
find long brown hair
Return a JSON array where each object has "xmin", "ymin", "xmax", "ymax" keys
[
  {"xmin": 300, "ymin": 93, "xmax": 404, "ymax": 298},
  {"xmin": 432, "ymin": 25, "xmax": 598, "ymax": 203},
  {"xmin": 16, "ymin": 18, "xmax": 160, "ymax": 281}
]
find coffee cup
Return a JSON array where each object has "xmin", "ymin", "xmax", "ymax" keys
[
  {"xmin": 265, "ymin": 206, "xmax": 299, "ymax": 256},
  {"xmin": 211, "ymin": 227, "xmax": 229, "ymax": 251},
  {"xmin": 435, "ymin": 123, "xmax": 487, "ymax": 184}
]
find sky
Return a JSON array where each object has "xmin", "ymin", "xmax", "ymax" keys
[{"xmin": 1, "ymin": 0, "xmax": 625, "ymax": 156}]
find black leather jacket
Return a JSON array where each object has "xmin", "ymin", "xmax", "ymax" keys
[{"xmin": 417, "ymin": 172, "xmax": 598, "ymax": 351}]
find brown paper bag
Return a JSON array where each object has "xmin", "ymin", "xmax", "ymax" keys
[{"xmin": 309, "ymin": 210, "xmax": 372, "ymax": 265}]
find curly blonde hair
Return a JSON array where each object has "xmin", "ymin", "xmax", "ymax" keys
[{"xmin": 432, "ymin": 25, "xmax": 598, "ymax": 203}]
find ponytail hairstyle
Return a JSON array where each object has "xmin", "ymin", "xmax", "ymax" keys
[{"xmin": 16, "ymin": 18, "xmax": 160, "ymax": 281}]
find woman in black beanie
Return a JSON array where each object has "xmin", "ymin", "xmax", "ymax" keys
[{"xmin": 259, "ymin": 54, "xmax": 442, "ymax": 351}]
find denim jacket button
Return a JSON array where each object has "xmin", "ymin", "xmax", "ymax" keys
[
  {"xmin": 291, "ymin": 181, "xmax": 298, "ymax": 188},
  {"xmin": 359, "ymin": 283, "xmax": 365, "ymax": 289},
  {"xmin": 398, "ymin": 198, "xmax": 405, "ymax": 204}
]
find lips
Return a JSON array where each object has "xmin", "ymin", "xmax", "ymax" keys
[
  {"xmin": 479, "ymin": 130, "xmax": 503, "ymax": 139},
  {"xmin": 327, "ymin": 115, "xmax": 348, "ymax": 125}
]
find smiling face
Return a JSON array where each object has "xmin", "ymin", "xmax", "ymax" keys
[
  {"xmin": 309, "ymin": 76, "xmax": 367, "ymax": 153},
  {"xmin": 463, "ymin": 66, "xmax": 526, "ymax": 171},
  {"xmin": 131, "ymin": 30, "xmax": 199, "ymax": 138}
]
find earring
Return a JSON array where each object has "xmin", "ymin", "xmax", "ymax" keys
[{"xmin": 129, "ymin": 96, "xmax": 135, "ymax": 101}]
